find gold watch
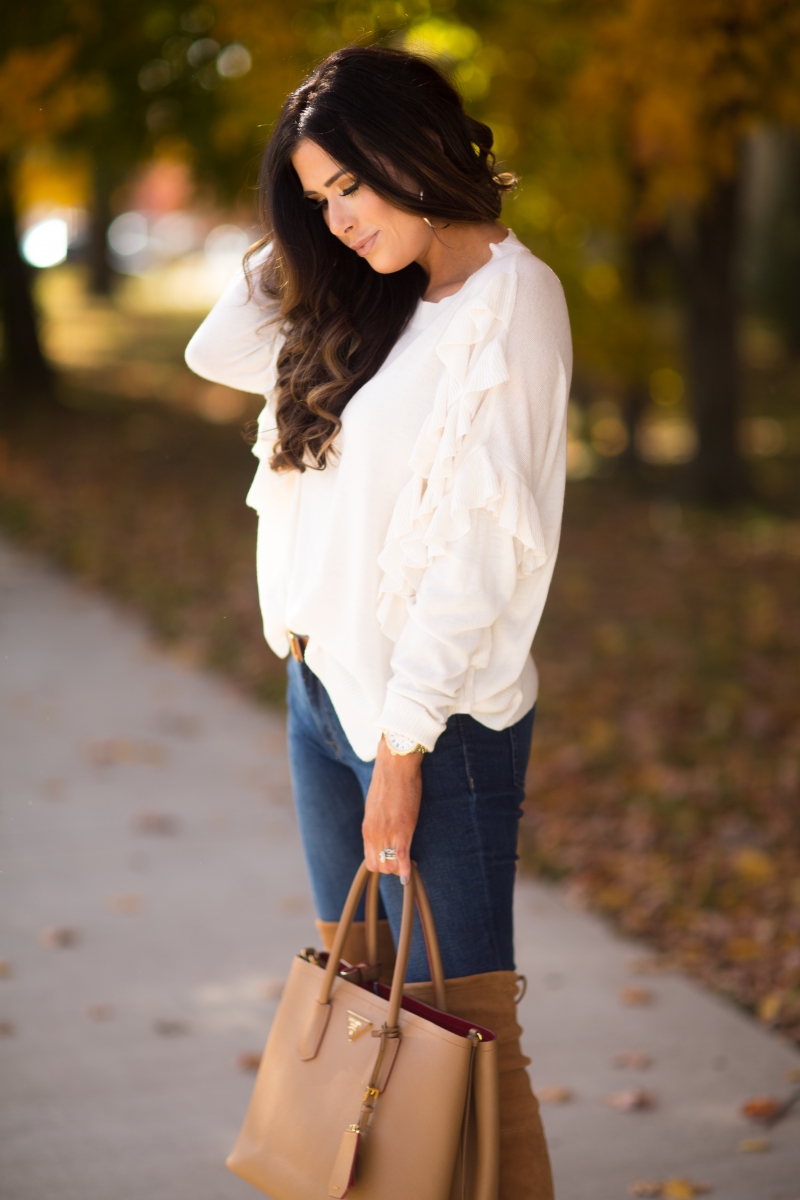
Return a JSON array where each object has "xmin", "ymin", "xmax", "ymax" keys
[{"xmin": 382, "ymin": 730, "xmax": 427, "ymax": 756}]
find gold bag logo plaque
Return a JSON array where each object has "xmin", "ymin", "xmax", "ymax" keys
[{"xmin": 346, "ymin": 1011, "xmax": 372, "ymax": 1041}]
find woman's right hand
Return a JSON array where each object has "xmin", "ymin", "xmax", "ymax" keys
[{"xmin": 362, "ymin": 738, "xmax": 423, "ymax": 885}]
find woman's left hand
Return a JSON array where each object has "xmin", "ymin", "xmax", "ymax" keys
[{"xmin": 362, "ymin": 737, "xmax": 423, "ymax": 884}]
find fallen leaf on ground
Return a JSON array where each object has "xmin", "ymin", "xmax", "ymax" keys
[
  {"xmin": 0, "ymin": 958, "xmax": 12, "ymax": 978},
  {"xmin": 237, "ymin": 1052, "xmax": 262, "ymax": 1071},
  {"xmin": 629, "ymin": 957, "xmax": 672, "ymax": 975},
  {"xmin": 108, "ymin": 892, "xmax": 143, "ymax": 914},
  {"xmin": 134, "ymin": 811, "xmax": 179, "ymax": 835},
  {"xmin": 41, "ymin": 926, "xmax": 79, "ymax": 948},
  {"xmin": 740, "ymin": 1095, "xmax": 781, "ymax": 1122},
  {"xmin": 629, "ymin": 1181, "xmax": 712, "ymax": 1198},
  {"xmin": 153, "ymin": 1018, "xmax": 190, "ymax": 1036},
  {"xmin": 84, "ymin": 738, "xmax": 167, "ymax": 766},
  {"xmin": 535, "ymin": 1086, "xmax": 574, "ymax": 1104},
  {"xmin": 730, "ymin": 847, "xmax": 775, "ymax": 884},
  {"xmin": 607, "ymin": 1088, "xmax": 655, "ymax": 1110},
  {"xmin": 620, "ymin": 986, "xmax": 654, "ymax": 1006},
  {"xmin": 0, "ymin": 1019, "xmax": 14, "ymax": 1036},
  {"xmin": 85, "ymin": 1004, "xmax": 114, "ymax": 1021},
  {"xmin": 757, "ymin": 990, "xmax": 785, "ymax": 1023},
  {"xmin": 738, "ymin": 1137, "xmax": 770, "ymax": 1152},
  {"xmin": 724, "ymin": 936, "xmax": 763, "ymax": 961},
  {"xmin": 613, "ymin": 1051, "xmax": 652, "ymax": 1069},
  {"xmin": 662, "ymin": 1181, "xmax": 711, "ymax": 1198}
]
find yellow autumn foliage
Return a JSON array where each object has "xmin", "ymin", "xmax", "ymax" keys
[
  {"xmin": 0, "ymin": 41, "xmax": 78, "ymax": 154},
  {"xmin": 567, "ymin": 0, "xmax": 800, "ymax": 224}
]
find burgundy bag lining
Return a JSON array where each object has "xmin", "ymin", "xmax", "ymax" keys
[
  {"xmin": 315, "ymin": 953, "xmax": 496, "ymax": 1041},
  {"xmin": 372, "ymin": 982, "xmax": 496, "ymax": 1041}
]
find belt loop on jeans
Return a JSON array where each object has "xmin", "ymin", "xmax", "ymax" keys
[{"xmin": 288, "ymin": 631, "xmax": 308, "ymax": 663}]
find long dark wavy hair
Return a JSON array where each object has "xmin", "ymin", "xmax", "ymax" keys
[{"xmin": 249, "ymin": 44, "xmax": 515, "ymax": 473}]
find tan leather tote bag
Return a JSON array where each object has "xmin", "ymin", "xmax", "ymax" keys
[{"xmin": 226, "ymin": 861, "xmax": 499, "ymax": 1200}]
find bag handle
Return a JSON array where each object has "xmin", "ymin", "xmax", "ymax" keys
[
  {"xmin": 318, "ymin": 861, "xmax": 447, "ymax": 1015},
  {"xmin": 365, "ymin": 868, "xmax": 379, "ymax": 967},
  {"xmin": 361, "ymin": 862, "xmax": 446, "ymax": 1015},
  {"xmin": 412, "ymin": 869, "xmax": 447, "ymax": 1013}
]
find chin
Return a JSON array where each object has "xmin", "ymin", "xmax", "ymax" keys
[{"xmin": 366, "ymin": 251, "xmax": 415, "ymax": 275}]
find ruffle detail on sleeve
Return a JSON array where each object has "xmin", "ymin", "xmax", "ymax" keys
[
  {"xmin": 376, "ymin": 445, "xmax": 547, "ymax": 637},
  {"xmin": 407, "ymin": 269, "xmax": 517, "ymax": 495},
  {"xmin": 376, "ymin": 256, "xmax": 548, "ymax": 640}
]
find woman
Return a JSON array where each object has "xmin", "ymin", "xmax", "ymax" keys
[{"xmin": 186, "ymin": 44, "xmax": 570, "ymax": 1200}]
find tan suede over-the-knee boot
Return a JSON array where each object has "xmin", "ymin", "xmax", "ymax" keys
[
  {"xmin": 315, "ymin": 918, "xmax": 397, "ymax": 987},
  {"xmin": 405, "ymin": 971, "xmax": 554, "ymax": 1200}
]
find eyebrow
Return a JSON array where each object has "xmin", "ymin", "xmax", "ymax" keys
[{"xmin": 303, "ymin": 169, "xmax": 345, "ymax": 196}]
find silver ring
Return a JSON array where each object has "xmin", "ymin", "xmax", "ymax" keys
[{"xmin": 378, "ymin": 848, "xmax": 397, "ymax": 864}]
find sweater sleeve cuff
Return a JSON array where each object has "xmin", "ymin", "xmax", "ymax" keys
[{"xmin": 376, "ymin": 693, "xmax": 446, "ymax": 753}]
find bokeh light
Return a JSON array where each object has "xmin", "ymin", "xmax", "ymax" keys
[
  {"xmin": 20, "ymin": 218, "xmax": 69, "ymax": 268},
  {"xmin": 204, "ymin": 224, "xmax": 250, "ymax": 262},
  {"xmin": 151, "ymin": 212, "xmax": 197, "ymax": 258},
  {"xmin": 216, "ymin": 43, "xmax": 252, "ymax": 78},
  {"xmin": 107, "ymin": 212, "xmax": 149, "ymax": 258}
]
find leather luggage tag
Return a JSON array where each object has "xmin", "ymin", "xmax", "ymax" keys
[{"xmin": 328, "ymin": 1126, "xmax": 360, "ymax": 1197}]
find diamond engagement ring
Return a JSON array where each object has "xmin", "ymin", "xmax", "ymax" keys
[{"xmin": 378, "ymin": 848, "xmax": 398, "ymax": 864}]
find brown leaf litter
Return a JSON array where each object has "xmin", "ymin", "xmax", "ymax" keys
[
  {"xmin": 607, "ymin": 1089, "xmax": 656, "ymax": 1111},
  {"xmin": 535, "ymin": 1086, "xmax": 574, "ymax": 1104},
  {"xmin": 629, "ymin": 1180, "xmax": 712, "ymax": 1198},
  {"xmin": 613, "ymin": 1051, "xmax": 652, "ymax": 1069},
  {"xmin": 41, "ymin": 926, "xmax": 80, "ymax": 948},
  {"xmin": 134, "ymin": 811, "xmax": 179, "ymax": 835},
  {"xmin": 237, "ymin": 1052, "xmax": 262, "ymax": 1071}
]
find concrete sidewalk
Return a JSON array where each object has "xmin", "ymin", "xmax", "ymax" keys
[{"xmin": 1, "ymin": 537, "xmax": 798, "ymax": 1200}]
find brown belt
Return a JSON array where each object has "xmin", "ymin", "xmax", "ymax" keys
[{"xmin": 288, "ymin": 632, "xmax": 309, "ymax": 662}]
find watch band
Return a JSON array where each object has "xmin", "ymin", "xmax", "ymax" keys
[{"xmin": 382, "ymin": 730, "xmax": 427, "ymax": 756}]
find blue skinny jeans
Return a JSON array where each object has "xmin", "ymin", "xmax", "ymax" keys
[{"xmin": 286, "ymin": 656, "xmax": 534, "ymax": 983}]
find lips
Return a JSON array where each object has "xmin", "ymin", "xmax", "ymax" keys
[{"xmin": 351, "ymin": 231, "xmax": 378, "ymax": 257}]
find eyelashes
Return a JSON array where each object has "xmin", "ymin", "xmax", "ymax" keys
[{"xmin": 307, "ymin": 180, "xmax": 361, "ymax": 210}]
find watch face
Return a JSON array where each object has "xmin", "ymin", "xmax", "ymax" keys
[{"xmin": 386, "ymin": 731, "xmax": 416, "ymax": 754}]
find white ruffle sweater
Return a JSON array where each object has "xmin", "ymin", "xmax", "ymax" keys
[{"xmin": 185, "ymin": 230, "xmax": 572, "ymax": 761}]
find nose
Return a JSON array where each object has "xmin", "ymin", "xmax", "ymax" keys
[{"xmin": 326, "ymin": 195, "xmax": 354, "ymax": 239}]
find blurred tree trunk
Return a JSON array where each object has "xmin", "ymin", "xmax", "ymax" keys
[
  {"xmin": 88, "ymin": 156, "xmax": 115, "ymax": 295},
  {"xmin": 0, "ymin": 156, "xmax": 53, "ymax": 408},
  {"xmin": 677, "ymin": 175, "xmax": 748, "ymax": 505},
  {"xmin": 621, "ymin": 378, "xmax": 648, "ymax": 473},
  {"xmin": 621, "ymin": 223, "xmax": 665, "ymax": 475}
]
